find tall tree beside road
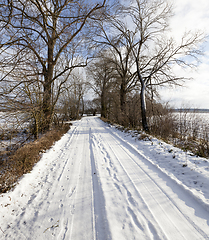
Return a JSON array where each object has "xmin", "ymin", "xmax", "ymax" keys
[
  {"xmin": 0, "ymin": 0, "xmax": 106, "ymax": 131},
  {"xmin": 123, "ymin": 0, "xmax": 204, "ymax": 131},
  {"xmin": 94, "ymin": 0, "xmax": 204, "ymax": 131},
  {"xmin": 93, "ymin": 17, "xmax": 137, "ymax": 122},
  {"xmin": 87, "ymin": 51, "xmax": 116, "ymax": 118}
]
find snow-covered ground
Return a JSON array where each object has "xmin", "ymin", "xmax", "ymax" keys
[
  {"xmin": 173, "ymin": 112, "xmax": 209, "ymax": 124},
  {"xmin": 173, "ymin": 112, "xmax": 209, "ymax": 138},
  {"xmin": 0, "ymin": 111, "xmax": 31, "ymax": 152},
  {"xmin": 1, "ymin": 116, "xmax": 209, "ymax": 239}
]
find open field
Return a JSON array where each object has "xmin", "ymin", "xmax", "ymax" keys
[
  {"xmin": 0, "ymin": 112, "xmax": 31, "ymax": 153},
  {"xmin": 173, "ymin": 112, "xmax": 209, "ymax": 139}
]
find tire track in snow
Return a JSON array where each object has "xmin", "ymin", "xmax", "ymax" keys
[
  {"xmin": 91, "ymin": 128, "xmax": 164, "ymax": 240},
  {"xmin": 68, "ymin": 133, "xmax": 83, "ymax": 240},
  {"xmin": 103, "ymin": 123, "xmax": 209, "ymax": 239},
  {"xmin": 89, "ymin": 126, "xmax": 112, "ymax": 240},
  {"xmin": 90, "ymin": 118, "xmax": 209, "ymax": 239},
  {"xmin": 58, "ymin": 120, "xmax": 95, "ymax": 240},
  {"xmin": 99, "ymin": 119, "xmax": 209, "ymax": 239}
]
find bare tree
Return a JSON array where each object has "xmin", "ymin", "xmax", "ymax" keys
[
  {"xmin": 1, "ymin": 0, "xmax": 106, "ymax": 131},
  {"xmin": 103, "ymin": 0, "xmax": 204, "ymax": 131},
  {"xmin": 93, "ymin": 18, "xmax": 137, "ymax": 120},
  {"xmin": 57, "ymin": 69, "xmax": 87, "ymax": 122},
  {"xmin": 0, "ymin": 1, "xmax": 20, "ymax": 88},
  {"xmin": 87, "ymin": 51, "xmax": 116, "ymax": 118}
]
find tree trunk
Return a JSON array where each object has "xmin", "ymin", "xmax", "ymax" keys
[
  {"xmin": 120, "ymin": 81, "xmax": 126, "ymax": 114},
  {"xmin": 76, "ymin": 97, "xmax": 80, "ymax": 119},
  {"xmin": 120, "ymin": 81, "xmax": 128, "ymax": 126},
  {"xmin": 42, "ymin": 67, "xmax": 53, "ymax": 131},
  {"xmin": 101, "ymin": 91, "xmax": 107, "ymax": 118},
  {"xmin": 81, "ymin": 96, "xmax": 84, "ymax": 116},
  {"xmin": 42, "ymin": 81, "xmax": 52, "ymax": 131},
  {"xmin": 136, "ymin": 57, "xmax": 149, "ymax": 132},
  {"xmin": 140, "ymin": 84, "xmax": 149, "ymax": 132},
  {"xmin": 42, "ymin": 40, "xmax": 54, "ymax": 131}
]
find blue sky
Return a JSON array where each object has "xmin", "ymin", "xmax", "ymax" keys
[{"xmin": 159, "ymin": 0, "xmax": 209, "ymax": 108}]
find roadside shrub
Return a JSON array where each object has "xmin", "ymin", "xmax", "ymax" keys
[{"xmin": 149, "ymin": 112, "xmax": 178, "ymax": 141}]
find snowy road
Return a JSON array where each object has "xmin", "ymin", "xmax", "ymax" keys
[{"xmin": 1, "ymin": 117, "xmax": 209, "ymax": 239}]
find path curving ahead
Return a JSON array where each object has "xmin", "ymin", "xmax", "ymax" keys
[{"xmin": 1, "ymin": 117, "xmax": 209, "ymax": 240}]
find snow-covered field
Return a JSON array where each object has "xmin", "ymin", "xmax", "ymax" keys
[
  {"xmin": 0, "ymin": 112, "xmax": 29, "ymax": 128},
  {"xmin": 173, "ymin": 112, "xmax": 209, "ymax": 138},
  {"xmin": 173, "ymin": 112, "xmax": 209, "ymax": 123},
  {"xmin": 0, "ymin": 112, "xmax": 31, "ymax": 152},
  {"xmin": 173, "ymin": 112, "xmax": 209, "ymax": 126},
  {"xmin": 1, "ymin": 116, "xmax": 209, "ymax": 239}
]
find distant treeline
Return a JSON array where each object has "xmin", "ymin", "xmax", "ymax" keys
[{"xmin": 171, "ymin": 109, "xmax": 209, "ymax": 113}]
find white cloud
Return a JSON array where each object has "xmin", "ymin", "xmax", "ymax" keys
[
  {"xmin": 159, "ymin": 0, "xmax": 209, "ymax": 108},
  {"xmin": 170, "ymin": 0, "xmax": 209, "ymax": 32}
]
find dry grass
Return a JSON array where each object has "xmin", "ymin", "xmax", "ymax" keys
[
  {"xmin": 138, "ymin": 133, "xmax": 152, "ymax": 141},
  {"xmin": 0, "ymin": 123, "xmax": 71, "ymax": 193},
  {"xmin": 100, "ymin": 117, "xmax": 112, "ymax": 124}
]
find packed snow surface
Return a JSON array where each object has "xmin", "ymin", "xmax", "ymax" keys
[{"xmin": 1, "ymin": 116, "xmax": 209, "ymax": 239}]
